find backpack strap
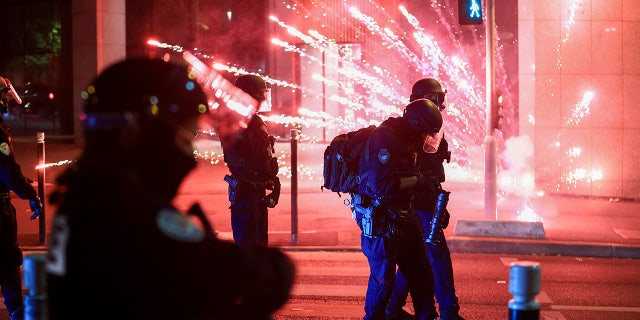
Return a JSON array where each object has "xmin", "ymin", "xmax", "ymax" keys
[{"xmin": 355, "ymin": 134, "xmax": 372, "ymax": 186}]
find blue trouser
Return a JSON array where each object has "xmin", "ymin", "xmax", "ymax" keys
[
  {"xmin": 230, "ymin": 183, "xmax": 268, "ymax": 247},
  {"xmin": 387, "ymin": 209, "xmax": 460, "ymax": 317},
  {"xmin": 1, "ymin": 266, "xmax": 24, "ymax": 319},
  {"xmin": 361, "ymin": 212, "xmax": 437, "ymax": 320},
  {"xmin": 0, "ymin": 201, "xmax": 24, "ymax": 319}
]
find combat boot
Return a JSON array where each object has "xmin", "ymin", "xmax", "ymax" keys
[{"xmin": 9, "ymin": 307, "xmax": 24, "ymax": 320}]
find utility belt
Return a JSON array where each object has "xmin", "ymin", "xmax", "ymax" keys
[
  {"xmin": 225, "ymin": 174, "xmax": 268, "ymax": 190},
  {"xmin": 224, "ymin": 174, "xmax": 279, "ymax": 205},
  {"xmin": 350, "ymin": 193, "xmax": 410, "ymax": 239}
]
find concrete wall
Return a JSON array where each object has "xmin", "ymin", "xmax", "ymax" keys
[
  {"xmin": 519, "ymin": 0, "xmax": 640, "ymax": 199},
  {"xmin": 71, "ymin": 0, "xmax": 126, "ymax": 144}
]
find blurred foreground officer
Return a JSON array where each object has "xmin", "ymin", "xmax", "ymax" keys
[
  {"xmin": 387, "ymin": 78, "xmax": 464, "ymax": 320},
  {"xmin": 222, "ymin": 74, "xmax": 279, "ymax": 247},
  {"xmin": 0, "ymin": 76, "xmax": 42, "ymax": 320},
  {"xmin": 45, "ymin": 58, "xmax": 294, "ymax": 320},
  {"xmin": 354, "ymin": 99, "xmax": 443, "ymax": 320}
]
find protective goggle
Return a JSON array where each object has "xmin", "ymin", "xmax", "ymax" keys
[
  {"xmin": 423, "ymin": 126, "xmax": 444, "ymax": 154},
  {"xmin": 422, "ymin": 92, "xmax": 446, "ymax": 111},
  {"xmin": 1, "ymin": 84, "xmax": 22, "ymax": 104},
  {"xmin": 258, "ymin": 88, "xmax": 272, "ymax": 113}
]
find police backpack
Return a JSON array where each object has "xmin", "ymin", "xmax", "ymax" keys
[{"xmin": 321, "ymin": 125, "xmax": 376, "ymax": 195}]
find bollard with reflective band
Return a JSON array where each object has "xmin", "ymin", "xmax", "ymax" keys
[
  {"xmin": 508, "ymin": 261, "xmax": 540, "ymax": 320},
  {"xmin": 23, "ymin": 254, "xmax": 49, "ymax": 320}
]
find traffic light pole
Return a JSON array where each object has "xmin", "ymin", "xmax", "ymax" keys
[{"xmin": 484, "ymin": 0, "xmax": 498, "ymax": 220}]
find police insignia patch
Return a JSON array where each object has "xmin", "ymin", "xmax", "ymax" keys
[
  {"xmin": 0, "ymin": 142, "xmax": 10, "ymax": 155},
  {"xmin": 378, "ymin": 149, "xmax": 390, "ymax": 164},
  {"xmin": 157, "ymin": 208, "xmax": 204, "ymax": 243}
]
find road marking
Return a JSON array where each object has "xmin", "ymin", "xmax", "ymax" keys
[
  {"xmin": 537, "ymin": 290, "xmax": 553, "ymax": 304},
  {"xmin": 541, "ymin": 311, "xmax": 567, "ymax": 319},
  {"xmin": 286, "ymin": 251, "xmax": 367, "ymax": 261},
  {"xmin": 500, "ymin": 257, "xmax": 519, "ymax": 266},
  {"xmin": 551, "ymin": 305, "xmax": 640, "ymax": 312},
  {"xmin": 215, "ymin": 230, "xmax": 321, "ymax": 241},
  {"xmin": 296, "ymin": 266, "xmax": 369, "ymax": 276},
  {"xmin": 292, "ymin": 284, "xmax": 367, "ymax": 297},
  {"xmin": 613, "ymin": 228, "xmax": 640, "ymax": 240},
  {"xmin": 275, "ymin": 303, "xmax": 363, "ymax": 318}
]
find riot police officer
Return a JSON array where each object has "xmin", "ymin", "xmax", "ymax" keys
[
  {"xmin": 0, "ymin": 76, "xmax": 42, "ymax": 320},
  {"xmin": 387, "ymin": 78, "xmax": 464, "ymax": 320},
  {"xmin": 354, "ymin": 98, "xmax": 442, "ymax": 320},
  {"xmin": 45, "ymin": 58, "xmax": 294, "ymax": 319},
  {"xmin": 222, "ymin": 74, "xmax": 280, "ymax": 247}
]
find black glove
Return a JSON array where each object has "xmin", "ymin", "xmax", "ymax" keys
[
  {"xmin": 29, "ymin": 197, "xmax": 42, "ymax": 220},
  {"xmin": 442, "ymin": 208, "xmax": 450, "ymax": 229},
  {"xmin": 415, "ymin": 174, "xmax": 438, "ymax": 194},
  {"xmin": 264, "ymin": 176, "xmax": 281, "ymax": 208},
  {"xmin": 263, "ymin": 176, "xmax": 281, "ymax": 208},
  {"xmin": 264, "ymin": 193, "xmax": 278, "ymax": 208}
]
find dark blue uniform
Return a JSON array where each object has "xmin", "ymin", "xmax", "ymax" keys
[
  {"xmin": 388, "ymin": 137, "xmax": 463, "ymax": 319},
  {"xmin": 46, "ymin": 158, "xmax": 293, "ymax": 319},
  {"xmin": 0, "ymin": 117, "xmax": 39, "ymax": 320},
  {"xmin": 356, "ymin": 117, "xmax": 437, "ymax": 320},
  {"xmin": 223, "ymin": 115, "xmax": 279, "ymax": 247}
]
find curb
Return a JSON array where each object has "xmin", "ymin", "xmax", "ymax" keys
[
  {"xmin": 22, "ymin": 239, "xmax": 640, "ymax": 260},
  {"xmin": 276, "ymin": 238, "xmax": 640, "ymax": 260},
  {"xmin": 447, "ymin": 236, "xmax": 640, "ymax": 259}
]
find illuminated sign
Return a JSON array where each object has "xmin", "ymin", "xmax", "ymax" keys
[{"xmin": 458, "ymin": 0, "xmax": 483, "ymax": 25}]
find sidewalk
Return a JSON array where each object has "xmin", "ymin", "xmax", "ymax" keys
[{"xmin": 13, "ymin": 138, "xmax": 640, "ymax": 259}]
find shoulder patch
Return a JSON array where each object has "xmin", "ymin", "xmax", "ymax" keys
[
  {"xmin": 378, "ymin": 149, "xmax": 390, "ymax": 164},
  {"xmin": 0, "ymin": 142, "xmax": 10, "ymax": 155},
  {"xmin": 156, "ymin": 208, "xmax": 204, "ymax": 243}
]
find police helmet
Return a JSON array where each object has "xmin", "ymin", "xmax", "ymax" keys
[
  {"xmin": 410, "ymin": 78, "xmax": 447, "ymax": 110},
  {"xmin": 81, "ymin": 58, "xmax": 208, "ymax": 140},
  {"xmin": 403, "ymin": 98, "xmax": 443, "ymax": 134},
  {"xmin": 235, "ymin": 74, "xmax": 267, "ymax": 102}
]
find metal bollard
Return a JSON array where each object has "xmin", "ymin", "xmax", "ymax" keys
[
  {"xmin": 36, "ymin": 132, "xmax": 46, "ymax": 245},
  {"xmin": 508, "ymin": 261, "xmax": 541, "ymax": 320},
  {"xmin": 290, "ymin": 128, "xmax": 299, "ymax": 245},
  {"xmin": 23, "ymin": 253, "xmax": 49, "ymax": 320}
]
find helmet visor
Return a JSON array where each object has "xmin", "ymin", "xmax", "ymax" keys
[
  {"xmin": 423, "ymin": 126, "xmax": 444, "ymax": 153},
  {"xmin": 0, "ymin": 79, "xmax": 22, "ymax": 105},
  {"xmin": 259, "ymin": 88, "xmax": 272, "ymax": 113},
  {"xmin": 422, "ymin": 92, "xmax": 446, "ymax": 111},
  {"xmin": 183, "ymin": 52, "xmax": 258, "ymax": 145}
]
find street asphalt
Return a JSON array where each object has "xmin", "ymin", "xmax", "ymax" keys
[{"xmin": 11, "ymin": 138, "xmax": 640, "ymax": 259}]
